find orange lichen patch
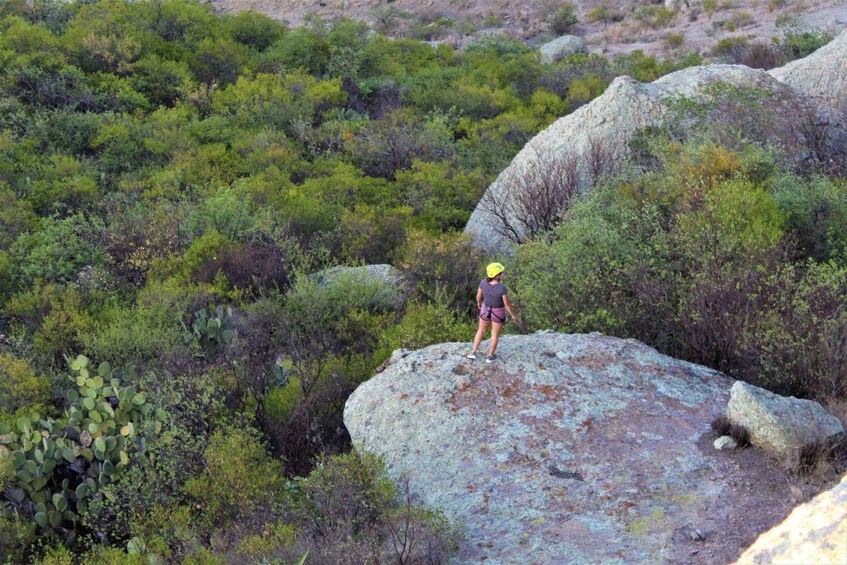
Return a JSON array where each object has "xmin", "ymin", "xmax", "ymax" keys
[
  {"xmin": 400, "ymin": 393, "xmax": 409, "ymax": 400},
  {"xmin": 537, "ymin": 385, "xmax": 555, "ymax": 396},
  {"xmin": 467, "ymin": 484, "xmax": 475, "ymax": 492}
]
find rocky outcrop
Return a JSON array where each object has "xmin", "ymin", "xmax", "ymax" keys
[
  {"xmin": 664, "ymin": 0, "xmax": 702, "ymax": 11},
  {"xmin": 313, "ymin": 263, "xmax": 405, "ymax": 290},
  {"xmin": 727, "ymin": 381, "xmax": 845, "ymax": 459},
  {"xmin": 769, "ymin": 28, "xmax": 847, "ymax": 114},
  {"xmin": 733, "ymin": 474, "xmax": 847, "ymax": 565},
  {"xmin": 464, "ymin": 63, "xmax": 847, "ymax": 253},
  {"xmin": 345, "ymin": 332, "xmax": 802, "ymax": 562},
  {"xmin": 539, "ymin": 35, "xmax": 587, "ymax": 63}
]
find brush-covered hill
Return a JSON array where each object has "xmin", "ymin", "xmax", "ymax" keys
[{"xmin": 209, "ymin": 0, "xmax": 846, "ymax": 58}]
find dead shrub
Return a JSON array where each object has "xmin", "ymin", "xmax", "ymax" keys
[
  {"xmin": 194, "ymin": 241, "xmax": 292, "ymax": 295},
  {"xmin": 481, "ymin": 140, "xmax": 616, "ymax": 244}
]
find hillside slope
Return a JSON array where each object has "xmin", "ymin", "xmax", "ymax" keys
[{"xmin": 208, "ymin": 0, "xmax": 846, "ymax": 58}]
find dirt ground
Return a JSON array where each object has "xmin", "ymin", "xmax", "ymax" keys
[
  {"xmin": 673, "ymin": 433, "xmax": 846, "ymax": 564},
  {"xmin": 207, "ymin": 0, "xmax": 847, "ymax": 59}
]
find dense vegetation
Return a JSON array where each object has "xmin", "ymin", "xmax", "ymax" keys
[{"xmin": 0, "ymin": 0, "xmax": 841, "ymax": 561}]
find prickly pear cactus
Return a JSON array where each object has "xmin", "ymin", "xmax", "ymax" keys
[
  {"xmin": 0, "ymin": 355, "xmax": 166, "ymax": 533},
  {"xmin": 181, "ymin": 305, "xmax": 238, "ymax": 353}
]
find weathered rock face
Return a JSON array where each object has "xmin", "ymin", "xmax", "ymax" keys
[
  {"xmin": 539, "ymin": 35, "xmax": 587, "ymax": 63},
  {"xmin": 769, "ymin": 27, "xmax": 847, "ymax": 114},
  {"xmin": 733, "ymin": 474, "xmax": 847, "ymax": 565},
  {"xmin": 727, "ymin": 381, "xmax": 845, "ymax": 459},
  {"xmin": 664, "ymin": 0, "xmax": 703, "ymax": 11},
  {"xmin": 313, "ymin": 263, "xmax": 405, "ymax": 290},
  {"xmin": 464, "ymin": 63, "xmax": 847, "ymax": 253},
  {"xmin": 345, "ymin": 332, "xmax": 800, "ymax": 562}
]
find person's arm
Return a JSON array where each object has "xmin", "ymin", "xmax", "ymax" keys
[
  {"xmin": 503, "ymin": 294, "xmax": 517, "ymax": 322},
  {"xmin": 476, "ymin": 287, "xmax": 484, "ymax": 309}
]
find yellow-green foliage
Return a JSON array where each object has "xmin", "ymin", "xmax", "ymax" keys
[
  {"xmin": 374, "ymin": 301, "xmax": 476, "ymax": 366},
  {"xmin": 264, "ymin": 377, "xmax": 303, "ymax": 424},
  {"xmin": 237, "ymin": 522, "xmax": 297, "ymax": 560},
  {"xmin": 183, "ymin": 428, "xmax": 285, "ymax": 526},
  {"xmin": 212, "ymin": 71, "xmax": 346, "ymax": 131},
  {"xmin": 1, "ymin": 516, "xmax": 37, "ymax": 563},
  {"xmin": 0, "ymin": 353, "xmax": 50, "ymax": 418}
]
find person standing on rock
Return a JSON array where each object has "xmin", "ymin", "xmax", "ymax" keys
[{"xmin": 467, "ymin": 262, "xmax": 518, "ymax": 363}]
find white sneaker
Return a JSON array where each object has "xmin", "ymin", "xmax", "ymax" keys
[
  {"xmin": 485, "ymin": 354, "xmax": 497, "ymax": 363},
  {"xmin": 466, "ymin": 352, "xmax": 477, "ymax": 360}
]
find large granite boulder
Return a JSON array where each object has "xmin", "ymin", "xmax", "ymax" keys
[
  {"xmin": 769, "ymin": 27, "xmax": 847, "ymax": 114},
  {"xmin": 539, "ymin": 35, "xmax": 587, "ymax": 63},
  {"xmin": 345, "ymin": 332, "xmax": 801, "ymax": 562},
  {"xmin": 733, "ymin": 474, "xmax": 847, "ymax": 565},
  {"xmin": 727, "ymin": 381, "xmax": 845, "ymax": 459},
  {"xmin": 464, "ymin": 64, "xmax": 847, "ymax": 253}
]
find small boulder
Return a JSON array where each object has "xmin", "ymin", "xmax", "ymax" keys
[
  {"xmin": 315, "ymin": 263, "xmax": 405, "ymax": 289},
  {"xmin": 733, "ymin": 474, "xmax": 847, "ymax": 564},
  {"xmin": 664, "ymin": 0, "xmax": 702, "ymax": 10},
  {"xmin": 714, "ymin": 435, "xmax": 737, "ymax": 450},
  {"xmin": 539, "ymin": 35, "xmax": 587, "ymax": 63},
  {"xmin": 727, "ymin": 381, "xmax": 845, "ymax": 459}
]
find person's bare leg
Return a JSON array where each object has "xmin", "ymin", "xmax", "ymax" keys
[
  {"xmin": 472, "ymin": 318, "xmax": 490, "ymax": 354},
  {"xmin": 488, "ymin": 322, "xmax": 503, "ymax": 357}
]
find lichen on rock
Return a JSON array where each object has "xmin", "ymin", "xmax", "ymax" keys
[{"xmin": 344, "ymin": 332, "xmax": 805, "ymax": 562}]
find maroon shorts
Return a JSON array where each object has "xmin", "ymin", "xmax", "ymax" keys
[{"xmin": 479, "ymin": 305, "xmax": 507, "ymax": 323}]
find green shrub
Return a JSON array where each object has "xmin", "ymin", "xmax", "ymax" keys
[
  {"xmin": 513, "ymin": 136, "xmax": 847, "ymax": 399},
  {"xmin": 397, "ymin": 230, "xmax": 483, "ymax": 313},
  {"xmin": 775, "ymin": 21, "xmax": 833, "ymax": 59},
  {"xmin": 282, "ymin": 270, "xmax": 401, "ymax": 395},
  {"xmin": 0, "ymin": 514, "xmax": 38, "ymax": 565},
  {"xmin": 665, "ymin": 32, "xmax": 685, "ymax": 49},
  {"xmin": 548, "ymin": 3, "xmax": 578, "ymax": 35},
  {"xmin": 183, "ymin": 428, "xmax": 285, "ymax": 529},
  {"xmin": 298, "ymin": 450, "xmax": 457, "ymax": 563},
  {"xmin": 9, "ymin": 214, "xmax": 106, "ymax": 287},
  {"xmin": 0, "ymin": 353, "xmax": 50, "ymax": 419},
  {"xmin": 226, "ymin": 11, "xmax": 285, "ymax": 51},
  {"xmin": 5, "ymin": 284, "xmax": 97, "ymax": 370},
  {"xmin": 79, "ymin": 302, "xmax": 186, "ymax": 370},
  {"xmin": 587, "ymin": 6, "xmax": 623, "ymax": 25},
  {"xmin": 771, "ymin": 175, "xmax": 847, "ymax": 262},
  {"xmin": 373, "ymin": 300, "xmax": 476, "ymax": 366},
  {"xmin": 337, "ymin": 204, "xmax": 409, "ymax": 264}
]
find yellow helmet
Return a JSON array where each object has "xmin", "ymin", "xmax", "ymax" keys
[{"xmin": 486, "ymin": 262, "xmax": 505, "ymax": 278}]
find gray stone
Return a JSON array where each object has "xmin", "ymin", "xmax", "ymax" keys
[
  {"xmin": 714, "ymin": 435, "xmax": 737, "ymax": 450},
  {"xmin": 769, "ymin": 27, "xmax": 847, "ymax": 114},
  {"xmin": 314, "ymin": 263, "xmax": 405, "ymax": 289},
  {"xmin": 539, "ymin": 35, "xmax": 587, "ymax": 63},
  {"xmin": 344, "ymin": 333, "xmax": 794, "ymax": 562},
  {"xmin": 664, "ymin": 0, "xmax": 702, "ymax": 11},
  {"xmin": 733, "ymin": 474, "xmax": 847, "ymax": 565},
  {"xmin": 727, "ymin": 381, "xmax": 845, "ymax": 459},
  {"xmin": 464, "ymin": 64, "xmax": 847, "ymax": 254}
]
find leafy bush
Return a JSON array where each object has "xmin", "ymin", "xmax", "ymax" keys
[
  {"xmin": 297, "ymin": 450, "xmax": 457, "ymax": 563},
  {"xmin": 373, "ymin": 300, "xmax": 476, "ymax": 366},
  {"xmin": 548, "ymin": 3, "xmax": 578, "ymax": 35},
  {"xmin": 183, "ymin": 427, "xmax": 286, "ymax": 529},
  {"xmin": 0, "ymin": 354, "xmax": 50, "ymax": 422},
  {"xmin": 397, "ymin": 230, "xmax": 483, "ymax": 313},
  {"xmin": 513, "ymin": 137, "xmax": 847, "ymax": 399},
  {"xmin": 9, "ymin": 214, "xmax": 106, "ymax": 288}
]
